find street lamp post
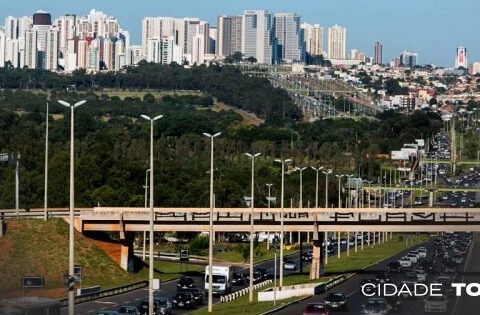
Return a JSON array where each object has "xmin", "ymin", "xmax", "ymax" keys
[
  {"xmin": 294, "ymin": 167, "xmax": 308, "ymax": 209},
  {"xmin": 322, "ymin": 170, "xmax": 332, "ymax": 208},
  {"xmin": 44, "ymin": 102, "xmax": 49, "ymax": 221},
  {"xmin": 246, "ymin": 152, "xmax": 261, "ymax": 302},
  {"xmin": 274, "ymin": 158, "xmax": 291, "ymax": 288},
  {"xmin": 141, "ymin": 114, "xmax": 163, "ymax": 315},
  {"xmin": 143, "ymin": 169, "xmax": 151, "ymax": 261},
  {"xmin": 58, "ymin": 99, "xmax": 87, "ymax": 315},
  {"xmin": 266, "ymin": 183, "xmax": 273, "ymax": 250},
  {"xmin": 204, "ymin": 132, "xmax": 222, "ymax": 312},
  {"xmin": 335, "ymin": 174, "xmax": 344, "ymax": 208}
]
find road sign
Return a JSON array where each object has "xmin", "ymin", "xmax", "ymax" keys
[
  {"xmin": 74, "ymin": 265, "xmax": 82, "ymax": 282},
  {"xmin": 153, "ymin": 279, "xmax": 160, "ymax": 290},
  {"xmin": 21, "ymin": 276, "xmax": 45, "ymax": 288},
  {"xmin": 180, "ymin": 249, "xmax": 189, "ymax": 262}
]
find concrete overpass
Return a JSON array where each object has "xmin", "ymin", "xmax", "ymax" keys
[{"xmin": 78, "ymin": 207, "xmax": 480, "ymax": 233}]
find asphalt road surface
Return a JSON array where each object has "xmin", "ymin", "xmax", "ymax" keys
[{"xmin": 274, "ymin": 235, "xmax": 474, "ymax": 315}]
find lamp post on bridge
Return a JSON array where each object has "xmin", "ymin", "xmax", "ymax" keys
[
  {"xmin": 58, "ymin": 99, "xmax": 87, "ymax": 315},
  {"xmin": 322, "ymin": 169, "xmax": 333, "ymax": 208},
  {"xmin": 274, "ymin": 158, "xmax": 292, "ymax": 289},
  {"xmin": 204, "ymin": 132, "xmax": 222, "ymax": 313},
  {"xmin": 141, "ymin": 114, "xmax": 163, "ymax": 315},
  {"xmin": 143, "ymin": 168, "xmax": 151, "ymax": 261},
  {"xmin": 246, "ymin": 152, "xmax": 261, "ymax": 303},
  {"xmin": 335, "ymin": 174, "xmax": 345, "ymax": 208},
  {"xmin": 266, "ymin": 183, "xmax": 273, "ymax": 250}
]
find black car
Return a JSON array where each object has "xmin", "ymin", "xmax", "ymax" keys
[
  {"xmin": 387, "ymin": 261, "xmax": 402, "ymax": 273},
  {"xmin": 172, "ymin": 292, "xmax": 195, "ymax": 309},
  {"xmin": 185, "ymin": 288, "xmax": 203, "ymax": 305},
  {"xmin": 324, "ymin": 292, "xmax": 347, "ymax": 310},
  {"xmin": 232, "ymin": 272, "xmax": 246, "ymax": 286},
  {"xmin": 256, "ymin": 267, "xmax": 270, "ymax": 281},
  {"xmin": 176, "ymin": 277, "xmax": 196, "ymax": 292}
]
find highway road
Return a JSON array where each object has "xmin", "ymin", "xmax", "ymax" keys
[
  {"xmin": 274, "ymin": 234, "xmax": 473, "ymax": 315},
  {"xmin": 61, "ymin": 240, "xmax": 367, "ymax": 314},
  {"xmin": 61, "ymin": 249, "xmax": 312, "ymax": 315}
]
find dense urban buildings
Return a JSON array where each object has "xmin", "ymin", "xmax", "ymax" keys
[{"xmin": 0, "ymin": 8, "xmax": 478, "ymax": 72}]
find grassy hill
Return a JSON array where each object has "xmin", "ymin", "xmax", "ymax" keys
[{"xmin": 0, "ymin": 218, "xmax": 202, "ymax": 299}]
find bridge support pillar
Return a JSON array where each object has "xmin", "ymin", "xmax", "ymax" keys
[
  {"xmin": 0, "ymin": 218, "xmax": 3, "ymax": 237},
  {"xmin": 120, "ymin": 232, "xmax": 135, "ymax": 272},
  {"xmin": 429, "ymin": 191, "xmax": 435, "ymax": 207},
  {"xmin": 309, "ymin": 228, "xmax": 324, "ymax": 280}
]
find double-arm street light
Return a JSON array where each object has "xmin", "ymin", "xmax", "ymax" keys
[
  {"xmin": 274, "ymin": 158, "xmax": 291, "ymax": 288},
  {"xmin": 246, "ymin": 152, "xmax": 261, "ymax": 302},
  {"xmin": 204, "ymin": 132, "xmax": 221, "ymax": 312},
  {"xmin": 143, "ymin": 168, "xmax": 151, "ymax": 261},
  {"xmin": 58, "ymin": 99, "xmax": 87, "ymax": 315},
  {"xmin": 322, "ymin": 169, "xmax": 333, "ymax": 208},
  {"xmin": 335, "ymin": 174, "xmax": 345, "ymax": 208},
  {"xmin": 44, "ymin": 102, "xmax": 49, "ymax": 221},
  {"xmin": 294, "ymin": 167, "xmax": 308, "ymax": 209},
  {"xmin": 141, "ymin": 114, "xmax": 163, "ymax": 315},
  {"xmin": 310, "ymin": 167, "xmax": 324, "ymax": 210}
]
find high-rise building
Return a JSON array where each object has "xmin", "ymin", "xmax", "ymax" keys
[
  {"xmin": 208, "ymin": 27, "xmax": 216, "ymax": 55},
  {"xmin": 327, "ymin": 24, "xmax": 346, "ymax": 59},
  {"xmin": 56, "ymin": 15, "xmax": 76, "ymax": 56},
  {"xmin": 45, "ymin": 27, "xmax": 58, "ymax": 70},
  {"xmin": 102, "ymin": 38, "xmax": 114, "ymax": 70},
  {"xmin": 127, "ymin": 45, "xmax": 142, "ymax": 65},
  {"xmin": 146, "ymin": 37, "xmax": 161, "ymax": 63},
  {"xmin": 455, "ymin": 47, "xmax": 467, "ymax": 69},
  {"xmin": 161, "ymin": 36, "xmax": 181, "ymax": 64},
  {"xmin": 115, "ymin": 39, "xmax": 125, "ymax": 70},
  {"xmin": 0, "ymin": 30, "xmax": 5, "ymax": 67},
  {"xmin": 5, "ymin": 38, "xmax": 19, "ymax": 67},
  {"xmin": 142, "ymin": 16, "xmax": 207, "ymax": 64},
  {"xmin": 86, "ymin": 39, "xmax": 100, "ymax": 72},
  {"xmin": 77, "ymin": 39, "xmax": 88, "ymax": 69},
  {"xmin": 216, "ymin": 15, "xmax": 243, "ymax": 59},
  {"xmin": 5, "ymin": 16, "xmax": 18, "ymax": 39},
  {"xmin": 24, "ymin": 29, "xmax": 37, "ymax": 69},
  {"xmin": 301, "ymin": 23, "xmax": 323, "ymax": 56},
  {"xmin": 374, "ymin": 41, "xmax": 382, "ymax": 65},
  {"xmin": 400, "ymin": 51, "xmax": 418, "ymax": 67},
  {"xmin": 242, "ymin": 10, "xmax": 274, "ymax": 64},
  {"xmin": 33, "ymin": 10, "xmax": 52, "ymax": 69},
  {"xmin": 274, "ymin": 12, "xmax": 304, "ymax": 63}
]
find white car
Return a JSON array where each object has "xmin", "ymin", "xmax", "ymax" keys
[
  {"xmin": 399, "ymin": 257, "xmax": 412, "ymax": 268},
  {"xmin": 283, "ymin": 260, "xmax": 297, "ymax": 270},
  {"xmin": 415, "ymin": 269, "xmax": 427, "ymax": 282},
  {"xmin": 417, "ymin": 247, "xmax": 427, "ymax": 258},
  {"xmin": 407, "ymin": 253, "xmax": 418, "ymax": 264},
  {"xmin": 424, "ymin": 295, "xmax": 448, "ymax": 313}
]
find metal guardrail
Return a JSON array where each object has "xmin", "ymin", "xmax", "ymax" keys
[{"xmin": 59, "ymin": 280, "xmax": 148, "ymax": 307}]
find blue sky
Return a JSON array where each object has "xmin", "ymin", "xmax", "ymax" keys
[{"xmin": 1, "ymin": 0, "xmax": 478, "ymax": 66}]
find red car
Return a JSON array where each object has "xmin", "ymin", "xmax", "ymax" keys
[{"xmin": 302, "ymin": 303, "xmax": 329, "ymax": 315}]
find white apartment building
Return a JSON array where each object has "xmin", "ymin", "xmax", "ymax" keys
[
  {"xmin": 216, "ymin": 15, "xmax": 243, "ymax": 59},
  {"xmin": 328, "ymin": 24, "xmax": 346, "ymax": 59},
  {"xmin": 301, "ymin": 23, "xmax": 323, "ymax": 56}
]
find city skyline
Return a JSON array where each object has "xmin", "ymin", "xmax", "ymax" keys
[{"xmin": 1, "ymin": 0, "xmax": 479, "ymax": 66}]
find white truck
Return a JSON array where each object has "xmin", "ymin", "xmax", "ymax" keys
[{"xmin": 205, "ymin": 265, "xmax": 233, "ymax": 295}]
